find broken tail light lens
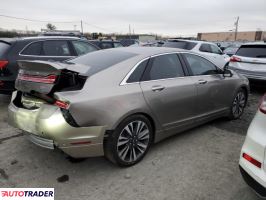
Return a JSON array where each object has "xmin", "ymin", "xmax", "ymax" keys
[
  {"xmin": 17, "ymin": 74, "xmax": 57, "ymax": 84},
  {"xmin": 259, "ymin": 94, "xmax": 266, "ymax": 114}
]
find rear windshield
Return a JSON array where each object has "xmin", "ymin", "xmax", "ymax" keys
[
  {"xmin": 162, "ymin": 41, "xmax": 197, "ymax": 50},
  {"xmin": 68, "ymin": 50, "xmax": 138, "ymax": 73},
  {"xmin": 236, "ymin": 45, "xmax": 266, "ymax": 58},
  {"xmin": 0, "ymin": 42, "xmax": 11, "ymax": 57}
]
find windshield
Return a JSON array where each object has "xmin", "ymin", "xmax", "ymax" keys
[{"xmin": 236, "ymin": 45, "xmax": 266, "ymax": 58}]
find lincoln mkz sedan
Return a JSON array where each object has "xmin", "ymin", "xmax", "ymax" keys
[{"xmin": 8, "ymin": 47, "xmax": 249, "ymax": 166}]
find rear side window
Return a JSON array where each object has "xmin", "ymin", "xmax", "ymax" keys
[
  {"xmin": 199, "ymin": 44, "xmax": 211, "ymax": 53},
  {"xmin": 145, "ymin": 54, "xmax": 184, "ymax": 81},
  {"xmin": 0, "ymin": 42, "xmax": 11, "ymax": 56},
  {"xmin": 183, "ymin": 53, "xmax": 220, "ymax": 75},
  {"xmin": 72, "ymin": 41, "xmax": 98, "ymax": 56},
  {"xmin": 127, "ymin": 59, "xmax": 149, "ymax": 83},
  {"xmin": 236, "ymin": 45, "xmax": 266, "ymax": 58},
  {"xmin": 42, "ymin": 40, "xmax": 71, "ymax": 56},
  {"xmin": 21, "ymin": 42, "xmax": 42, "ymax": 55},
  {"xmin": 210, "ymin": 45, "xmax": 222, "ymax": 54}
]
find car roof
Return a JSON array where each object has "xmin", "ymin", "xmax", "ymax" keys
[
  {"xmin": 18, "ymin": 36, "xmax": 82, "ymax": 41},
  {"xmin": 100, "ymin": 47, "xmax": 189, "ymax": 57}
]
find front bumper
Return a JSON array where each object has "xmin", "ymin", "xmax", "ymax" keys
[{"xmin": 8, "ymin": 94, "xmax": 106, "ymax": 158}]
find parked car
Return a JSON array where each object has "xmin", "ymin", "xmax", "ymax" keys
[
  {"xmin": 228, "ymin": 42, "xmax": 266, "ymax": 81},
  {"xmin": 0, "ymin": 36, "xmax": 100, "ymax": 93},
  {"xmin": 223, "ymin": 43, "xmax": 242, "ymax": 57},
  {"xmin": 119, "ymin": 39, "xmax": 139, "ymax": 46},
  {"xmin": 89, "ymin": 40, "xmax": 124, "ymax": 49},
  {"xmin": 8, "ymin": 47, "xmax": 249, "ymax": 166},
  {"xmin": 239, "ymin": 94, "xmax": 266, "ymax": 198},
  {"xmin": 162, "ymin": 39, "xmax": 230, "ymax": 68}
]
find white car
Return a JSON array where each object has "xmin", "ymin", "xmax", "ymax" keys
[
  {"xmin": 239, "ymin": 93, "xmax": 266, "ymax": 197},
  {"xmin": 162, "ymin": 39, "xmax": 230, "ymax": 68},
  {"xmin": 228, "ymin": 42, "xmax": 266, "ymax": 81}
]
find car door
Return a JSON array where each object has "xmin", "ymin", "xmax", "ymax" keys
[
  {"xmin": 181, "ymin": 53, "xmax": 231, "ymax": 121},
  {"xmin": 199, "ymin": 43, "xmax": 226, "ymax": 67},
  {"xmin": 210, "ymin": 44, "xmax": 229, "ymax": 67},
  {"xmin": 140, "ymin": 53, "xmax": 197, "ymax": 131}
]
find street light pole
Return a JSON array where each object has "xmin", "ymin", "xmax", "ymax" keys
[{"xmin": 234, "ymin": 16, "xmax": 239, "ymax": 41}]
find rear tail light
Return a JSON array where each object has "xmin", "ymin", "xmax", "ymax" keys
[
  {"xmin": 17, "ymin": 74, "xmax": 57, "ymax": 84},
  {"xmin": 0, "ymin": 60, "xmax": 8, "ymax": 70},
  {"xmin": 243, "ymin": 153, "xmax": 262, "ymax": 168},
  {"xmin": 54, "ymin": 100, "xmax": 70, "ymax": 109},
  {"xmin": 230, "ymin": 56, "xmax": 241, "ymax": 62},
  {"xmin": 259, "ymin": 94, "xmax": 266, "ymax": 114}
]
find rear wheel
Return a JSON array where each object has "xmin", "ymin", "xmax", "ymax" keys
[
  {"xmin": 104, "ymin": 115, "xmax": 153, "ymax": 167},
  {"xmin": 228, "ymin": 88, "xmax": 247, "ymax": 119}
]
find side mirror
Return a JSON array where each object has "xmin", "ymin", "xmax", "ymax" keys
[{"xmin": 223, "ymin": 69, "xmax": 233, "ymax": 77}]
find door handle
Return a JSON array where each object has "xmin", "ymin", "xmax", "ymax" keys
[
  {"xmin": 151, "ymin": 85, "xmax": 165, "ymax": 92},
  {"xmin": 198, "ymin": 80, "xmax": 208, "ymax": 84}
]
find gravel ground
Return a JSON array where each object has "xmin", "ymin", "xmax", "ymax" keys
[{"xmin": 0, "ymin": 86, "xmax": 265, "ymax": 200}]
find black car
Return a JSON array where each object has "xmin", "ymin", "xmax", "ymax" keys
[
  {"xmin": 0, "ymin": 36, "xmax": 99, "ymax": 93},
  {"xmin": 89, "ymin": 40, "xmax": 124, "ymax": 49}
]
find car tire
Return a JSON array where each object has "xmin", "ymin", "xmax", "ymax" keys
[
  {"xmin": 104, "ymin": 115, "xmax": 153, "ymax": 167},
  {"xmin": 228, "ymin": 88, "xmax": 247, "ymax": 120}
]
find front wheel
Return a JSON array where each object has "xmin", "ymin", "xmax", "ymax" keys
[
  {"xmin": 228, "ymin": 88, "xmax": 247, "ymax": 120},
  {"xmin": 104, "ymin": 115, "xmax": 153, "ymax": 167}
]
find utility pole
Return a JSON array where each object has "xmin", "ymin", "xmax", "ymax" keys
[
  {"xmin": 234, "ymin": 16, "xmax": 239, "ymax": 41},
  {"xmin": 80, "ymin": 20, "xmax": 83, "ymax": 35},
  {"xmin": 129, "ymin": 24, "xmax": 131, "ymax": 39}
]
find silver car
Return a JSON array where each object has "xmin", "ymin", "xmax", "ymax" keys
[
  {"xmin": 228, "ymin": 42, "xmax": 266, "ymax": 81},
  {"xmin": 8, "ymin": 47, "xmax": 249, "ymax": 166}
]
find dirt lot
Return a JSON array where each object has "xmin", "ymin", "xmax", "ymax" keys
[{"xmin": 0, "ymin": 86, "xmax": 265, "ymax": 200}]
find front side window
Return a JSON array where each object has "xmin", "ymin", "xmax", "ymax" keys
[
  {"xmin": 183, "ymin": 53, "xmax": 220, "ymax": 76},
  {"xmin": 42, "ymin": 40, "xmax": 71, "ymax": 56},
  {"xmin": 21, "ymin": 42, "xmax": 42, "ymax": 55},
  {"xmin": 210, "ymin": 44, "xmax": 222, "ymax": 54},
  {"xmin": 72, "ymin": 41, "xmax": 98, "ymax": 56},
  {"xmin": 199, "ymin": 44, "xmax": 211, "ymax": 53},
  {"xmin": 145, "ymin": 54, "xmax": 184, "ymax": 81}
]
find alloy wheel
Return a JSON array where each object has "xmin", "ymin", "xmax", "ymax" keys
[
  {"xmin": 117, "ymin": 120, "xmax": 150, "ymax": 163},
  {"xmin": 232, "ymin": 91, "xmax": 246, "ymax": 118}
]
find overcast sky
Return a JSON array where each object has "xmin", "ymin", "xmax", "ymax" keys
[{"xmin": 0, "ymin": 0, "xmax": 265, "ymax": 36}]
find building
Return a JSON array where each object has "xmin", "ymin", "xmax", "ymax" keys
[{"xmin": 197, "ymin": 31, "xmax": 266, "ymax": 42}]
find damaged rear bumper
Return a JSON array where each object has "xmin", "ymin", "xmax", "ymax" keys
[{"xmin": 8, "ymin": 92, "xmax": 106, "ymax": 158}]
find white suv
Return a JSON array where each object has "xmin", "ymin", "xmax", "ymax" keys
[
  {"xmin": 228, "ymin": 42, "xmax": 266, "ymax": 81},
  {"xmin": 163, "ymin": 39, "xmax": 230, "ymax": 67}
]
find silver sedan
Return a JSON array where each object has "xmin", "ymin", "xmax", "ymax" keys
[{"xmin": 8, "ymin": 47, "xmax": 249, "ymax": 166}]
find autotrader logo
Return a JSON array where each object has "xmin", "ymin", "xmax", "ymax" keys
[{"xmin": 0, "ymin": 188, "xmax": 54, "ymax": 200}]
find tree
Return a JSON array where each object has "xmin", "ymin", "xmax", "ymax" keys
[{"xmin": 46, "ymin": 23, "xmax": 56, "ymax": 31}]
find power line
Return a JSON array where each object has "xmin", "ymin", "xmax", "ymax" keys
[{"xmin": 0, "ymin": 14, "xmax": 78, "ymax": 23}]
